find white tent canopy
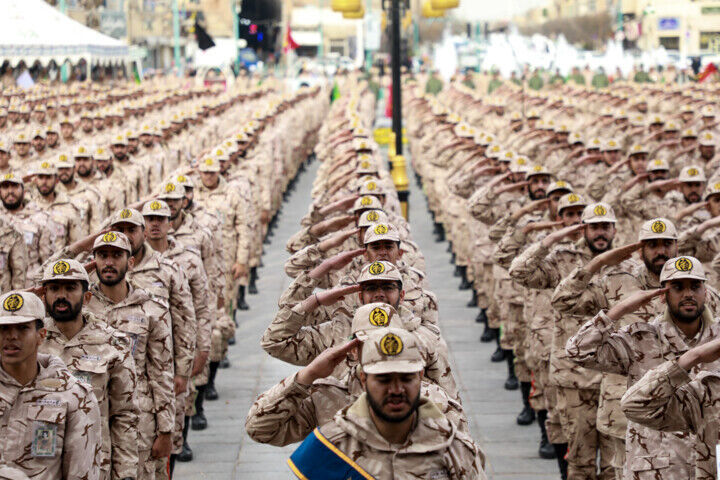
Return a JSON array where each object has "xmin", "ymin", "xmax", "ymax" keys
[{"xmin": 0, "ymin": 0, "xmax": 130, "ymax": 68}]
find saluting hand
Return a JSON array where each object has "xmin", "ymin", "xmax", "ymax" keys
[
  {"xmin": 606, "ymin": 287, "xmax": 669, "ymax": 322},
  {"xmin": 296, "ymin": 338, "xmax": 362, "ymax": 386}
]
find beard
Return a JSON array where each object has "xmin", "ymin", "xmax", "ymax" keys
[
  {"xmin": 1, "ymin": 196, "xmax": 22, "ymax": 210},
  {"xmin": 587, "ymin": 235, "xmax": 613, "ymax": 254},
  {"xmin": 47, "ymin": 298, "xmax": 83, "ymax": 322},
  {"xmin": 669, "ymin": 300, "xmax": 705, "ymax": 324},
  {"xmin": 366, "ymin": 387, "xmax": 421, "ymax": 423},
  {"xmin": 38, "ymin": 186, "xmax": 55, "ymax": 197},
  {"xmin": 59, "ymin": 173, "xmax": 73, "ymax": 184},
  {"xmin": 528, "ymin": 189, "xmax": 546, "ymax": 201},
  {"xmin": 643, "ymin": 251, "xmax": 670, "ymax": 275},
  {"xmin": 98, "ymin": 264, "xmax": 128, "ymax": 286},
  {"xmin": 77, "ymin": 166, "xmax": 92, "ymax": 178}
]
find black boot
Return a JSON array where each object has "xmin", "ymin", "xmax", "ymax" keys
[
  {"xmin": 516, "ymin": 381, "xmax": 536, "ymax": 425},
  {"xmin": 205, "ymin": 361, "xmax": 220, "ymax": 401},
  {"xmin": 480, "ymin": 322, "xmax": 495, "ymax": 342},
  {"xmin": 219, "ymin": 357, "xmax": 230, "ymax": 368},
  {"xmin": 453, "ymin": 265, "xmax": 462, "ymax": 277},
  {"xmin": 553, "ymin": 443, "xmax": 568, "ymax": 480},
  {"xmin": 450, "ymin": 252, "xmax": 456, "ymax": 264},
  {"xmin": 459, "ymin": 267, "xmax": 472, "ymax": 290},
  {"xmin": 537, "ymin": 410, "xmax": 556, "ymax": 459},
  {"xmin": 504, "ymin": 351, "xmax": 519, "ymax": 390},
  {"xmin": 191, "ymin": 386, "xmax": 208, "ymax": 430},
  {"xmin": 236, "ymin": 285, "xmax": 249, "ymax": 311},
  {"xmin": 228, "ymin": 335, "xmax": 236, "ymax": 345},
  {"xmin": 446, "ymin": 242, "xmax": 452, "ymax": 253},
  {"xmin": 169, "ymin": 454, "xmax": 177, "ymax": 476},
  {"xmin": 177, "ymin": 417, "xmax": 193, "ymax": 462},
  {"xmin": 467, "ymin": 290, "xmax": 478, "ymax": 308},
  {"xmin": 248, "ymin": 267, "xmax": 259, "ymax": 294},
  {"xmin": 490, "ymin": 334, "xmax": 506, "ymax": 362},
  {"xmin": 475, "ymin": 307, "xmax": 487, "ymax": 324},
  {"xmin": 435, "ymin": 223, "xmax": 445, "ymax": 242}
]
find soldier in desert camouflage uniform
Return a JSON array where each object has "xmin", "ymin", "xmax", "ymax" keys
[
  {"xmin": 29, "ymin": 161, "xmax": 82, "ymax": 248},
  {"xmin": 286, "ymin": 327, "xmax": 486, "ymax": 480},
  {"xmin": 38, "ymin": 258, "xmax": 139, "ymax": 480},
  {"xmin": 0, "ymin": 290, "xmax": 102, "ymax": 480},
  {"xmin": 0, "ymin": 220, "xmax": 27, "ymax": 292},
  {"xmin": 84, "ymin": 232, "xmax": 175, "ymax": 480}
]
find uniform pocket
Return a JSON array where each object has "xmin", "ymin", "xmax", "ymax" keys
[
  {"xmin": 628, "ymin": 454, "xmax": 670, "ymax": 473},
  {"xmin": 26, "ymin": 404, "xmax": 67, "ymax": 458},
  {"xmin": 74, "ymin": 358, "xmax": 109, "ymax": 403}
]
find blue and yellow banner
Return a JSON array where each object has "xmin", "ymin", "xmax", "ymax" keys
[{"xmin": 288, "ymin": 427, "xmax": 375, "ymax": 480}]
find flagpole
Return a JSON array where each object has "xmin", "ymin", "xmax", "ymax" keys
[{"xmin": 172, "ymin": 0, "xmax": 182, "ymax": 77}]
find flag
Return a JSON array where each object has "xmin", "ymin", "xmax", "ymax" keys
[
  {"xmin": 330, "ymin": 81, "xmax": 340, "ymax": 103},
  {"xmin": 698, "ymin": 62, "xmax": 718, "ymax": 83},
  {"xmin": 195, "ymin": 20, "xmax": 216, "ymax": 50},
  {"xmin": 283, "ymin": 26, "xmax": 299, "ymax": 52}
]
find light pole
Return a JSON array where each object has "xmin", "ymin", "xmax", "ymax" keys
[
  {"xmin": 232, "ymin": 0, "xmax": 241, "ymax": 72},
  {"xmin": 172, "ymin": 0, "xmax": 182, "ymax": 76},
  {"xmin": 389, "ymin": 0, "xmax": 402, "ymax": 155}
]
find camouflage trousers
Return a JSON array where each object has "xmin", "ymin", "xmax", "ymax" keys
[
  {"xmin": 470, "ymin": 260, "xmax": 494, "ymax": 311},
  {"xmin": 211, "ymin": 312, "xmax": 236, "ymax": 362},
  {"xmin": 556, "ymin": 386, "xmax": 614, "ymax": 480},
  {"xmin": 138, "ymin": 448, "xmax": 155, "ymax": 480}
]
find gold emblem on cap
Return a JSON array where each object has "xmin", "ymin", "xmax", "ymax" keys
[
  {"xmin": 567, "ymin": 193, "xmax": 580, "ymax": 203},
  {"xmin": 177, "ymin": 175, "xmax": 187, "ymax": 182},
  {"xmin": 164, "ymin": 183, "xmax": 175, "ymax": 193},
  {"xmin": 3, "ymin": 173, "xmax": 14, "ymax": 180},
  {"xmin": 374, "ymin": 224, "xmax": 388, "ymax": 235},
  {"xmin": 369, "ymin": 308, "xmax": 389, "ymax": 327},
  {"xmin": 40, "ymin": 161, "xmax": 50, "ymax": 169},
  {"xmin": 150, "ymin": 201, "xmax": 162, "ymax": 210},
  {"xmin": 674, "ymin": 257, "xmax": 693, "ymax": 272},
  {"xmin": 97, "ymin": 148, "xmax": 104, "ymax": 154},
  {"xmin": 556, "ymin": 181, "xmax": 567, "ymax": 188},
  {"xmin": 715, "ymin": 182, "xmax": 720, "ymax": 191},
  {"xmin": 366, "ymin": 211, "xmax": 379, "ymax": 222},
  {"xmin": 361, "ymin": 197, "xmax": 373, "ymax": 206},
  {"xmin": 59, "ymin": 154, "xmax": 67, "ymax": 161},
  {"xmin": 78, "ymin": 147, "xmax": 86, "ymax": 153},
  {"xmin": 102, "ymin": 232, "xmax": 118, "ymax": 242},
  {"xmin": 52, "ymin": 260, "xmax": 70, "ymax": 275},
  {"xmin": 3, "ymin": 293, "xmax": 24, "ymax": 312},
  {"xmin": 379, "ymin": 333, "xmax": 403, "ymax": 356},
  {"xmin": 360, "ymin": 161, "xmax": 370, "ymax": 169},
  {"xmin": 593, "ymin": 205, "xmax": 607, "ymax": 216},
  {"xmin": 215, "ymin": 149, "xmax": 223, "ymax": 156},
  {"xmin": 687, "ymin": 168, "xmax": 699, "ymax": 176},
  {"xmin": 368, "ymin": 262, "xmax": 385, "ymax": 275},
  {"xmin": 533, "ymin": 165, "xmax": 543, "ymax": 172},
  {"xmin": 366, "ymin": 182, "xmax": 377, "ymax": 191},
  {"xmin": 517, "ymin": 157, "xmax": 526, "ymax": 165},
  {"xmin": 651, "ymin": 220, "xmax": 666, "ymax": 233},
  {"xmin": 204, "ymin": 158, "xmax": 213, "ymax": 165}
]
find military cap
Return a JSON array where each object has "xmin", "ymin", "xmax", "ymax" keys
[
  {"xmin": 356, "ymin": 156, "xmax": 378, "ymax": 174},
  {"xmin": 454, "ymin": 123, "xmax": 475, "ymax": 138},
  {"xmin": 351, "ymin": 302, "xmax": 398, "ymax": 340},
  {"xmin": 353, "ymin": 195, "xmax": 383, "ymax": 212},
  {"xmin": 0, "ymin": 291, "xmax": 45, "ymax": 325},
  {"xmin": 358, "ymin": 180, "xmax": 385, "ymax": 196},
  {"xmin": 0, "ymin": 138, "xmax": 8, "ymax": 152},
  {"xmin": 73, "ymin": 145, "xmax": 92, "ymax": 158},
  {"xmin": 699, "ymin": 131, "xmax": 715, "ymax": 147},
  {"xmin": 547, "ymin": 180, "xmax": 573, "ymax": 195},
  {"xmin": 0, "ymin": 172, "xmax": 23, "ymax": 185},
  {"xmin": 646, "ymin": 158, "xmax": 669, "ymax": 172},
  {"xmin": 582, "ymin": 202, "xmax": 617, "ymax": 224},
  {"xmin": 682, "ymin": 128, "xmax": 698, "ymax": 138},
  {"xmin": 638, "ymin": 218, "xmax": 678, "ymax": 241},
  {"xmin": 174, "ymin": 174, "xmax": 195, "ymax": 189},
  {"xmin": 142, "ymin": 199, "xmax": 171, "ymax": 217},
  {"xmin": 55, "ymin": 152, "xmax": 74, "ymax": 169},
  {"xmin": 94, "ymin": 146, "xmax": 111, "ymax": 161},
  {"xmin": 659, "ymin": 256, "xmax": 705, "ymax": 283},
  {"xmin": 109, "ymin": 208, "xmax": 144, "ymax": 227},
  {"xmin": 557, "ymin": 193, "xmax": 588, "ymax": 214},
  {"xmin": 363, "ymin": 223, "xmax": 400, "ymax": 244},
  {"xmin": 525, "ymin": 164, "xmax": 551, "ymax": 179},
  {"xmin": 198, "ymin": 157, "xmax": 221, "ymax": 173},
  {"xmin": 486, "ymin": 144, "xmax": 502, "ymax": 159},
  {"xmin": 110, "ymin": 133, "xmax": 128, "ymax": 146},
  {"xmin": 158, "ymin": 180, "xmax": 184, "ymax": 200},
  {"xmin": 358, "ymin": 209, "xmax": 388, "ymax": 228},
  {"xmin": 629, "ymin": 144, "xmax": 648, "ymax": 155},
  {"xmin": 361, "ymin": 327, "xmax": 424, "ymax": 375},
  {"xmin": 353, "ymin": 138, "xmax": 372, "ymax": 151},
  {"xmin": 41, "ymin": 258, "xmax": 89, "ymax": 284},
  {"xmin": 602, "ymin": 139, "xmax": 621, "ymax": 151},
  {"xmin": 678, "ymin": 166, "xmax": 706, "ymax": 183},
  {"xmin": 357, "ymin": 261, "xmax": 403, "ymax": 287},
  {"xmin": 92, "ymin": 231, "xmax": 132, "ymax": 253},
  {"xmin": 34, "ymin": 160, "xmax": 57, "ymax": 175},
  {"xmin": 13, "ymin": 130, "xmax": 30, "ymax": 143}
]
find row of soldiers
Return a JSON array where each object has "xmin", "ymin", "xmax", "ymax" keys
[
  {"xmin": 406, "ymin": 73, "xmax": 720, "ymax": 479},
  {"xmin": 0, "ymin": 79, "xmax": 327, "ymax": 479},
  {"xmin": 243, "ymin": 77, "xmax": 488, "ymax": 479}
]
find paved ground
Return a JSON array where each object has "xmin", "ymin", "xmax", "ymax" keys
[{"xmin": 175, "ymin": 152, "xmax": 559, "ymax": 479}]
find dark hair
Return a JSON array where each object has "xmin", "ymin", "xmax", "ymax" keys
[{"xmin": 34, "ymin": 319, "xmax": 44, "ymax": 330}]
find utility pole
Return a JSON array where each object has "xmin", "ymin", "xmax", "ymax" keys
[
  {"xmin": 390, "ymin": 0, "xmax": 402, "ymax": 155},
  {"xmin": 232, "ymin": 0, "xmax": 241, "ymax": 72},
  {"xmin": 172, "ymin": 0, "xmax": 182, "ymax": 76}
]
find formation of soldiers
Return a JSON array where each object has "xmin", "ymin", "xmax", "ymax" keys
[
  {"xmin": 0, "ymin": 77, "xmax": 325, "ymax": 479},
  {"xmin": 244, "ymin": 78, "xmax": 488, "ymax": 479},
  {"xmin": 406, "ymin": 72, "xmax": 720, "ymax": 480}
]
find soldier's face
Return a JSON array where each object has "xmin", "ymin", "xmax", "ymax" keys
[
  {"xmin": 144, "ymin": 215, "xmax": 169, "ymax": 241},
  {"xmin": 31, "ymin": 137, "xmax": 45, "ymax": 152},
  {"xmin": 548, "ymin": 191, "xmax": 568, "ymax": 219},
  {"xmin": 0, "ymin": 183, "xmax": 23, "ymax": 210},
  {"xmin": 113, "ymin": 223, "xmax": 144, "ymax": 255},
  {"xmin": 0, "ymin": 321, "xmax": 45, "ymax": 367},
  {"xmin": 708, "ymin": 195, "xmax": 720, "ymax": 217},
  {"xmin": 44, "ymin": 281, "xmax": 88, "ymax": 323},
  {"xmin": 35, "ymin": 175, "xmax": 56, "ymax": 196},
  {"xmin": 219, "ymin": 161, "xmax": 230, "ymax": 174},
  {"xmin": 14, "ymin": 142, "xmax": 30, "ymax": 156},
  {"xmin": 680, "ymin": 182, "xmax": 704, "ymax": 203},
  {"xmin": 360, "ymin": 281, "xmax": 404, "ymax": 309},
  {"xmin": 0, "ymin": 151, "xmax": 9, "ymax": 166},
  {"xmin": 665, "ymin": 279, "xmax": 706, "ymax": 324},
  {"xmin": 58, "ymin": 167, "xmax": 74, "ymax": 184},
  {"xmin": 700, "ymin": 146, "xmax": 715, "ymax": 159},
  {"xmin": 46, "ymin": 133, "xmax": 58, "ymax": 147},
  {"xmin": 365, "ymin": 240, "xmax": 401, "ymax": 263},
  {"xmin": 642, "ymin": 239, "xmax": 677, "ymax": 275},
  {"xmin": 681, "ymin": 138, "xmax": 697, "ymax": 149},
  {"xmin": 528, "ymin": 175, "xmax": 550, "ymax": 200},
  {"xmin": 604, "ymin": 151, "xmax": 620, "ymax": 164},
  {"xmin": 362, "ymin": 371, "xmax": 422, "ymax": 423},
  {"xmin": 584, "ymin": 222, "xmax": 615, "ymax": 253},
  {"xmin": 95, "ymin": 159, "xmax": 110, "ymax": 173},
  {"xmin": 559, "ymin": 206, "xmax": 583, "ymax": 228},
  {"xmin": 60, "ymin": 124, "xmax": 73, "ymax": 138},
  {"xmin": 629, "ymin": 154, "xmax": 647, "ymax": 174},
  {"xmin": 94, "ymin": 247, "xmax": 131, "ymax": 286},
  {"xmin": 165, "ymin": 198, "xmax": 183, "ymax": 219},
  {"xmin": 140, "ymin": 134, "xmax": 153, "ymax": 147},
  {"xmin": 80, "ymin": 118, "xmax": 93, "ymax": 132},
  {"xmin": 648, "ymin": 170, "xmax": 668, "ymax": 182},
  {"xmin": 111, "ymin": 144, "xmax": 127, "ymax": 160},
  {"xmin": 183, "ymin": 189, "xmax": 194, "ymax": 209},
  {"xmin": 201, "ymin": 172, "xmax": 220, "ymax": 188}
]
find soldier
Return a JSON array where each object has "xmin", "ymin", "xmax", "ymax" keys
[
  {"xmin": 84, "ymin": 232, "xmax": 175, "ymax": 480},
  {"xmin": 286, "ymin": 328, "xmax": 486, "ymax": 480},
  {"xmin": 566, "ymin": 256, "xmax": 720, "ymax": 480},
  {"xmin": 38, "ymin": 258, "xmax": 139, "ymax": 480},
  {"xmin": 0, "ymin": 290, "xmax": 102, "ymax": 479},
  {"xmin": 55, "ymin": 151, "xmax": 109, "ymax": 235},
  {"xmin": 30, "ymin": 161, "xmax": 82, "ymax": 248},
  {"xmin": 0, "ymin": 217, "xmax": 27, "ymax": 292}
]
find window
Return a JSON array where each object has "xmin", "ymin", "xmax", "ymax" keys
[
  {"xmin": 700, "ymin": 32, "xmax": 720, "ymax": 50},
  {"xmin": 702, "ymin": 6, "xmax": 720, "ymax": 15},
  {"xmin": 659, "ymin": 36, "xmax": 679, "ymax": 51}
]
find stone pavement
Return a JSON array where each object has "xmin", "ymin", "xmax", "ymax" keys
[{"xmin": 175, "ymin": 155, "xmax": 559, "ymax": 479}]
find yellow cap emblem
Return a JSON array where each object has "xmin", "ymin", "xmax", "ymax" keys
[
  {"xmin": 374, "ymin": 224, "xmax": 388, "ymax": 235},
  {"xmin": 97, "ymin": 148, "xmax": 104, "ymax": 154},
  {"xmin": 78, "ymin": 147, "xmax": 86, "ymax": 154},
  {"xmin": 369, "ymin": 308, "xmax": 390, "ymax": 327},
  {"xmin": 556, "ymin": 181, "xmax": 567, "ymax": 188},
  {"xmin": 674, "ymin": 257, "xmax": 693, "ymax": 272},
  {"xmin": 52, "ymin": 260, "xmax": 70, "ymax": 275},
  {"xmin": 177, "ymin": 175, "xmax": 187, "ymax": 182},
  {"xmin": 380, "ymin": 333, "xmax": 403, "ymax": 356},
  {"xmin": 687, "ymin": 168, "xmax": 699, "ymax": 176},
  {"xmin": 3, "ymin": 173, "xmax": 14, "ymax": 180},
  {"xmin": 651, "ymin": 220, "xmax": 666, "ymax": 233},
  {"xmin": 366, "ymin": 211, "xmax": 379, "ymax": 222},
  {"xmin": 366, "ymin": 182, "xmax": 377, "ymax": 191},
  {"xmin": 150, "ymin": 201, "xmax": 162, "ymax": 210},
  {"xmin": 360, "ymin": 161, "xmax": 370, "ymax": 169},
  {"xmin": 368, "ymin": 262, "xmax": 385, "ymax": 275},
  {"xmin": 3, "ymin": 293, "xmax": 23, "ymax": 312},
  {"xmin": 120, "ymin": 209, "xmax": 132, "ymax": 219},
  {"xmin": 594, "ymin": 205, "xmax": 607, "ymax": 216},
  {"xmin": 102, "ymin": 232, "xmax": 118, "ymax": 242},
  {"xmin": 567, "ymin": 193, "xmax": 580, "ymax": 203},
  {"xmin": 59, "ymin": 154, "xmax": 67, "ymax": 161},
  {"xmin": 164, "ymin": 183, "xmax": 175, "ymax": 193},
  {"xmin": 40, "ymin": 162, "xmax": 50, "ymax": 169},
  {"xmin": 533, "ymin": 165, "xmax": 543, "ymax": 172},
  {"xmin": 361, "ymin": 197, "xmax": 373, "ymax": 206},
  {"xmin": 204, "ymin": 158, "xmax": 214, "ymax": 166}
]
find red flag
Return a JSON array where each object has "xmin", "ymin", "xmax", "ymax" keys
[
  {"xmin": 698, "ymin": 62, "xmax": 718, "ymax": 83},
  {"xmin": 283, "ymin": 26, "xmax": 299, "ymax": 52}
]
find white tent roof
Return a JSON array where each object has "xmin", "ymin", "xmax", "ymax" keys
[
  {"xmin": 192, "ymin": 38, "xmax": 239, "ymax": 68},
  {"xmin": 0, "ymin": 0, "xmax": 130, "ymax": 67}
]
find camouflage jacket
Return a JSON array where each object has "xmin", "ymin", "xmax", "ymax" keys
[
  {"xmin": 40, "ymin": 314, "xmax": 138, "ymax": 479},
  {"xmin": 28, "ymin": 191, "xmax": 82, "ymax": 248},
  {"xmin": 313, "ymin": 394, "xmax": 486, "ymax": 480},
  {"xmin": 57, "ymin": 179, "xmax": 109, "ymax": 235},
  {"xmin": 171, "ymin": 211, "xmax": 225, "ymax": 296},
  {"xmin": 621, "ymin": 360, "xmax": 720, "ymax": 480},
  {"xmin": 566, "ymin": 308, "xmax": 720, "ymax": 479},
  {"xmin": 0, "ymin": 223, "xmax": 27, "ymax": 291},
  {"xmin": 1, "ymin": 204, "xmax": 54, "ymax": 283},
  {"xmin": 85, "ymin": 282, "xmax": 175, "ymax": 445},
  {"xmin": 0, "ymin": 354, "xmax": 102, "ymax": 480}
]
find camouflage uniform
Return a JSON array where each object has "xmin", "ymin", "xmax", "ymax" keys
[
  {"xmin": 1, "ymin": 202, "xmax": 54, "ymax": 284},
  {"xmin": 0, "ymin": 223, "xmax": 27, "ymax": 291},
  {"xmin": 28, "ymin": 191, "xmax": 82, "ymax": 248},
  {"xmin": 58, "ymin": 179, "xmax": 109, "ymax": 235},
  {"xmin": 40, "ymin": 314, "xmax": 139, "ymax": 480},
  {"xmin": 85, "ymin": 282, "xmax": 175, "ymax": 480},
  {"xmin": 0, "ymin": 353, "xmax": 102, "ymax": 480}
]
